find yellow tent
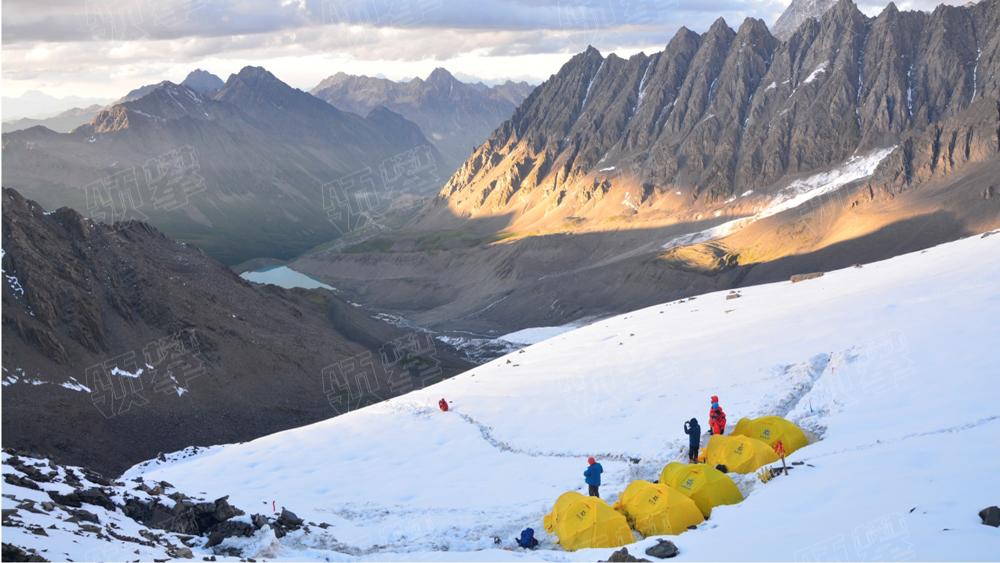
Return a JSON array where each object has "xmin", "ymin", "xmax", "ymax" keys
[
  {"xmin": 543, "ymin": 492, "xmax": 633, "ymax": 551},
  {"xmin": 732, "ymin": 416, "xmax": 809, "ymax": 454},
  {"xmin": 658, "ymin": 462, "xmax": 743, "ymax": 517},
  {"xmin": 703, "ymin": 435, "xmax": 779, "ymax": 473},
  {"xmin": 613, "ymin": 480, "xmax": 704, "ymax": 536}
]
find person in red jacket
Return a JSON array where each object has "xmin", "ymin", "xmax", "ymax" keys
[
  {"xmin": 438, "ymin": 398, "xmax": 449, "ymax": 412},
  {"xmin": 708, "ymin": 395, "xmax": 726, "ymax": 435}
]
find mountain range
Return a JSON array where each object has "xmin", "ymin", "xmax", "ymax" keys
[
  {"xmin": 311, "ymin": 68, "xmax": 533, "ymax": 171},
  {"xmin": 288, "ymin": 0, "xmax": 999, "ymax": 337},
  {"xmin": 1, "ymin": 67, "xmax": 447, "ymax": 264},
  {"xmin": 432, "ymin": 0, "xmax": 997, "ymax": 228},
  {"xmin": 2, "ymin": 105, "xmax": 104, "ymax": 134}
]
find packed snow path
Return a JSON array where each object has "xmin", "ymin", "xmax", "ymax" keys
[{"xmin": 124, "ymin": 232, "xmax": 1000, "ymax": 561}]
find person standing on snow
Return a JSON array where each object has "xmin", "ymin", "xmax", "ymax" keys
[
  {"xmin": 709, "ymin": 395, "xmax": 727, "ymax": 435},
  {"xmin": 684, "ymin": 417, "xmax": 701, "ymax": 462},
  {"xmin": 584, "ymin": 457, "xmax": 603, "ymax": 497}
]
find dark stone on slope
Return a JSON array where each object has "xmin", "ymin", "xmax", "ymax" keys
[
  {"xmin": 604, "ymin": 547, "xmax": 650, "ymax": 562},
  {"xmin": 278, "ymin": 508, "xmax": 304, "ymax": 528},
  {"xmin": 66, "ymin": 508, "xmax": 100, "ymax": 524},
  {"xmin": 46, "ymin": 490, "xmax": 81, "ymax": 508},
  {"xmin": 204, "ymin": 521, "xmax": 255, "ymax": 548},
  {"xmin": 209, "ymin": 496, "xmax": 243, "ymax": 523},
  {"xmin": 77, "ymin": 488, "xmax": 116, "ymax": 511},
  {"xmin": 645, "ymin": 539, "xmax": 680, "ymax": 558},
  {"xmin": 5, "ymin": 474, "xmax": 40, "ymax": 490},
  {"xmin": 125, "ymin": 493, "xmax": 245, "ymax": 537},
  {"xmin": 981, "ymin": 506, "xmax": 1000, "ymax": 527},
  {"xmin": 1, "ymin": 509, "xmax": 18, "ymax": 525},
  {"xmin": 2, "ymin": 543, "xmax": 48, "ymax": 562},
  {"xmin": 251, "ymin": 513, "xmax": 269, "ymax": 529}
]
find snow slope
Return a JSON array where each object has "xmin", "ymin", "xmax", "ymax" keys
[
  {"xmin": 121, "ymin": 231, "xmax": 1000, "ymax": 560},
  {"xmin": 663, "ymin": 147, "xmax": 895, "ymax": 250}
]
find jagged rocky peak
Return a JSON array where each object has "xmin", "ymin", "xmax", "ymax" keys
[
  {"xmin": 433, "ymin": 0, "xmax": 998, "ymax": 228},
  {"xmin": 223, "ymin": 65, "xmax": 282, "ymax": 89},
  {"xmin": 215, "ymin": 65, "xmax": 322, "ymax": 113},
  {"xmin": 181, "ymin": 68, "xmax": 224, "ymax": 95},
  {"xmin": 772, "ymin": 0, "xmax": 839, "ymax": 40},
  {"xmin": 426, "ymin": 67, "xmax": 458, "ymax": 87},
  {"xmin": 86, "ymin": 81, "xmax": 206, "ymax": 132}
]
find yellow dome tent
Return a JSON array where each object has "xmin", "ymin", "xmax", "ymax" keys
[
  {"xmin": 613, "ymin": 480, "xmax": 704, "ymax": 536},
  {"xmin": 703, "ymin": 435, "xmax": 779, "ymax": 473},
  {"xmin": 658, "ymin": 462, "xmax": 743, "ymax": 517},
  {"xmin": 732, "ymin": 416, "xmax": 809, "ymax": 454},
  {"xmin": 543, "ymin": 492, "xmax": 633, "ymax": 551}
]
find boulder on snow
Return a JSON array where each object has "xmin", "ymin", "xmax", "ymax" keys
[
  {"xmin": 603, "ymin": 547, "xmax": 650, "ymax": 562},
  {"xmin": 67, "ymin": 508, "xmax": 101, "ymax": 524},
  {"xmin": 980, "ymin": 506, "xmax": 1000, "ymax": 527},
  {"xmin": 2, "ymin": 543, "xmax": 47, "ymax": 562},
  {"xmin": 645, "ymin": 539, "xmax": 679, "ymax": 559},
  {"xmin": 5, "ymin": 474, "xmax": 40, "ymax": 490},
  {"xmin": 278, "ymin": 508, "xmax": 304, "ymax": 528},
  {"xmin": 46, "ymin": 490, "xmax": 81, "ymax": 507},
  {"xmin": 251, "ymin": 513, "xmax": 269, "ymax": 529},
  {"xmin": 168, "ymin": 546, "xmax": 194, "ymax": 559},
  {"xmin": 205, "ymin": 520, "xmax": 255, "ymax": 548},
  {"xmin": 209, "ymin": 496, "xmax": 243, "ymax": 522},
  {"xmin": 77, "ymin": 488, "xmax": 116, "ymax": 510}
]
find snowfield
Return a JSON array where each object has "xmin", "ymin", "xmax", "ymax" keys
[
  {"xmin": 10, "ymin": 232, "xmax": 998, "ymax": 561},
  {"xmin": 116, "ymin": 231, "xmax": 1000, "ymax": 561}
]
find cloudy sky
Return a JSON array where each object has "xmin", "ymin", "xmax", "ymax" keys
[{"xmin": 1, "ymin": 0, "xmax": 964, "ymax": 111}]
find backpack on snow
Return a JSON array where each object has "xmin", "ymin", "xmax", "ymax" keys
[{"xmin": 516, "ymin": 527, "xmax": 539, "ymax": 549}]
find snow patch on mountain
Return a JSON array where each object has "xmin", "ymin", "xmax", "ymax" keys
[{"xmin": 662, "ymin": 146, "xmax": 895, "ymax": 250}]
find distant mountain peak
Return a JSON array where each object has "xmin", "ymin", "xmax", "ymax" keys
[
  {"xmin": 427, "ymin": 67, "xmax": 456, "ymax": 82},
  {"xmin": 708, "ymin": 16, "xmax": 731, "ymax": 32},
  {"xmin": 181, "ymin": 69, "xmax": 224, "ymax": 95},
  {"xmin": 310, "ymin": 70, "xmax": 534, "ymax": 170},
  {"xmin": 231, "ymin": 66, "xmax": 279, "ymax": 84}
]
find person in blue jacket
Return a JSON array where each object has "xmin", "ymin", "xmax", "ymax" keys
[{"xmin": 584, "ymin": 456, "xmax": 603, "ymax": 497}]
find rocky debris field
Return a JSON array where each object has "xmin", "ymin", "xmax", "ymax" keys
[{"xmin": 1, "ymin": 449, "xmax": 339, "ymax": 561}]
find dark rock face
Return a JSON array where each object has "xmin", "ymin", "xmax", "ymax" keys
[
  {"xmin": 1, "ymin": 66, "xmax": 446, "ymax": 264},
  {"xmin": 1, "ymin": 189, "xmax": 471, "ymax": 474},
  {"xmin": 859, "ymin": 97, "xmax": 1000, "ymax": 202},
  {"xmin": 123, "ymin": 494, "xmax": 244, "ymax": 536},
  {"xmin": 311, "ymin": 68, "xmax": 533, "ymax": 171},
  {"xmin": 439, "ymin": 0, "xmax": 1000, "ymax": 218}
]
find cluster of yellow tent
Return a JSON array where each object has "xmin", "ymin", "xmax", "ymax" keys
[{"xmin": 543, "ymin": 416, "xmax": 809, "ymax": 551}]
